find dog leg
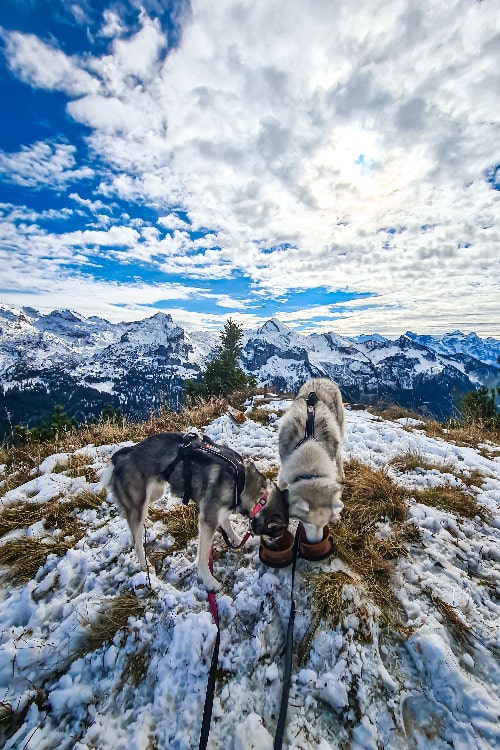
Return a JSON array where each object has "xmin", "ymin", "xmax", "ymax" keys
[
  {"xmin": 128, "ymin": 504, "xmax": 154, "ymax": 573},
  {"xmin": 129, "ymin": 513, "xmax": 148, "ymax": 570},
  {"xmin": 337, "ymin": 456, "xmax": 345, "ymax": 482},
  {"xmin": 197, "ymin": 520, "xmax": 221, "ymax": 592},
  {"xmin": 219, "ymin": 514, "xmax": 243, "ymax": 548}
]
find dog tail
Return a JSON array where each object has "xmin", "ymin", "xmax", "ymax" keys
[{"xmin": 99, "ymin": 461, "xmax": 115, "ymax": 491}]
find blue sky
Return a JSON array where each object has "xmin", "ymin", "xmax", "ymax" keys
[{"xmin": 0, "ymin": 0, "xmax": 499, "ymax": 335}]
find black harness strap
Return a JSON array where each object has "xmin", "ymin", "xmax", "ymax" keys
[
  {"xmin": 195, "ymin": 442, "xmax": 246, "ymax": 510},
  {"xmin": 162, "ymin": 433, "xmax": 202, "ymax": 505},
  {"xmin": 162, "ymin": 433, "xmax": 246, "ymax": 508},
  {"xmin": 273, "ymin": 525, "xmax": 301, "ymax": 750},
  {"xmin": 294, "ymin": 391, "xmax": 318, "ymax": 450}
]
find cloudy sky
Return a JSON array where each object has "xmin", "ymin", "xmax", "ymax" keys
[{"xmin": 0, "ymin": 0, "xmax": 499, "ymax": 336}]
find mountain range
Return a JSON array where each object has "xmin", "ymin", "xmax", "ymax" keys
[{"xmin": 0, "ymin": 303, "xmax": 498, "ymax": 438}]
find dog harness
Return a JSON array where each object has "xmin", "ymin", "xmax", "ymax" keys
[
  {"xmin": 162, "ymin": 432, "xmax": 246, "ymax": 509},
  {"xmin": 291, "ymin": 391, "xmax": 322, "ymax": 483},
  {"xmin": 160, "ymin": 431, "xmax": 271, "ymax": 520},
  {"xmin": 294, "ymin": 391, "xmax": 318, "ymax": 448}
]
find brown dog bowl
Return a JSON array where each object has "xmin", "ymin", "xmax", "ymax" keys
[
  {"xmin": 299, "ymin": 524, "xmax": 334, "ymax": 561},
  {"xmin": 259, "ymin": 529, "xmax": 294, "ymax": 568}
]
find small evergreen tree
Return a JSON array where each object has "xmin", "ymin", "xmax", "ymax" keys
[
  {"xmin": 99, "ymin": 403, "xmax": 124, "ymax": 425},
  {"xmin": 185, "ymin": 318, "xmax": 256, "ymax": 400},
  {"xmin": 13, "ymin": 404, "xmax": 76, "ymax": 444}
]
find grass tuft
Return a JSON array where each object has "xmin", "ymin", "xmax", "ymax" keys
[
  {"xmin": 148, "ymin": 502, "xmax": 199, "ymax": 554},
  {"xmin": 79, "ymin": 594, "xmax": 145, "ymax": 654},
  {"xmin": 389, "ymin": 451, "xmax": 454, "ymax": 475},
  {"xmin": 425, "ymin": 589, "xmax": 471, "ymax": 646},
  {"xmin": 306, "ymin": 571, "xmax": 357, "ymax": 625},
  {"xmin": 411, "ymin": 485, "xmax": 489, "ymax": 521},
  {"xmin": 259, "ymin": 465, "xmax": 279, "ymax": 482},
  {"xmin": 326, "ymin": 458, "xmax": 417, "ymax": 627},
  {"xmin": 122, "ymin": 648, "xmax": 149, "ymax": 686},
  {"xmin": 0, "ymin": 537, "xmax": 76, "ymax": 582},
  {"xmin": 0, "ymin": 489, "xmax": 106, "ymax": 539}
]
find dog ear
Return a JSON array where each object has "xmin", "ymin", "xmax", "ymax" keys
[{"xmin": 243, "ymin": 458, "xmax": 258, "ymax": 475}]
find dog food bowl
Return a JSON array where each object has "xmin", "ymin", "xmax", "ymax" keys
[
  {"xmin": 298, "ymin": 525, "xmax": 334, "ymax": 561},
  {"xmin": 259, "ymin": 529, "xmax": 294, "ymax": 568}
]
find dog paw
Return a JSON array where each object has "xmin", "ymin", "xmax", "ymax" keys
[
  {"xmin": 141, "ymin": 559, "xmax": 156, "ymax": 575},
  {"xmin": 201, "ymin": 574, "xmax": 222, "ymax": 592}
]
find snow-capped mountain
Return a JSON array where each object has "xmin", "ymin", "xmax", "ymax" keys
[
  {"xmin": 0, "ymin": 304, "xmax": 498, "ymax": 437},
  {"xmin": 405, "ymin": 330, "xmax": 500, "ymax": 367},
  {"xmin": 241, "ymin": 319, "xmax": 498, "ymax": 418}
]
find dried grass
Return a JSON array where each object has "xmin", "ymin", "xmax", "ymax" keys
[
  {"xmin": 306, "ymin": 571, "xmax": 357, "ymax": 625},
  {"xmin": 426, "ymin": 589, "xmax": 472, "ymax": 646},
  {"xmin": 369, "ymin": 406, "xmax": 500, "ymax": 450},
  {"xmin": 423, "ymin": 421, "xmax": 500, "ymax": 450},
  {"xmin": 259, "ymin": 465, "xmax": 279, "ymax": 482},
  {"xmin": 369, "ymin": 405, "xmax": 426, "ymax": 422},
  {"xmin": 389, "ymin": 451, "xmax": 454, "ymax": 475},
  {"xmin": 148, "ymin": 502, "xmax": 199, "ymax": 554},
  {"xmin": 327, "ymin": 458, "xmax": 417, "ymax": 627},
  {"xmin": 122, "ymin": 649, "xmax": 149, "ymax": 686},
  {"xmin": 458, "ymin": 469, "xmax": 486, "ymax": 488},
  {"xmin": 411, "ymin": 485, "xmax": 489, "ymax": 521},
  {"xmin": 0, "ymin": 490, "xmax": 107, "ymax": 581},
  {"xmin": 245, "ymin": 408, "xmax": 271, "ymax": 425},
  {"xmin": 0, "ymin": 537, "xmax": 77, "ymax": 582},
  {"xmin": 52, "ymin": 453, "xmax": 100, "ymax": 483},
  {"xmin": 79, "ymin": 594, "xmax": 145, "ymax": 654},
  {"xmin": 0, "ymin": 489, "xmax": 106, "ymax": 538}
]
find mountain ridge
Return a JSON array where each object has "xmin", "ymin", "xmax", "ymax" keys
[{"xmin": 0, "ymin": 302, "xmax": 498, "ymax": 437}]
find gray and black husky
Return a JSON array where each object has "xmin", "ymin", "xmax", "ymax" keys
[
  {"xmin": 102, "ymin": 432, "xmax": 288, "ymax": 591},
  {"xmin": 270, "ymin": 378, "xmax": 345, "ymax": 544}
]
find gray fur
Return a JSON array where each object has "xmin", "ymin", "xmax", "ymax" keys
[
  {"xmin": 272, "ymin": 378, "xmax": 345, "ymax": 543},
  {"xmin": 104, "ymin": 432, "xmax": 288, "ymax": 591}
]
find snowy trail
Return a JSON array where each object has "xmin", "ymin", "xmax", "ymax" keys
[{"xmin": 0, "ymin": 407, "xmax": 499, "ymax": 749}]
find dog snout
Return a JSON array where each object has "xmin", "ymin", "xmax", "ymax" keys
[
  {"xmin": 266, "ymin": 521, "xmax": 287, "ymax": 539},
  {"xmin": 263, "ymin": 512, "xmax": 288, "ymax": 538},
  {"xmin": 251, "ymin": 513, "xmax": 287, "ymax": 538}
]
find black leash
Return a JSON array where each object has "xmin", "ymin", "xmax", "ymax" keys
[{"xmin": 273, "ymin": 524, "xmax": 301, "ymax": 749}]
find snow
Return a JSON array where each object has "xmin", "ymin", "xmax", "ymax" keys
[{"xmin": 0, "ymin": 404, "xmax": 499, "ymax": 749}]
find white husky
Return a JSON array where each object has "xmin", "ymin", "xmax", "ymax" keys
[{"xmin": 273, "ymin": 378, "xmax": 345, "ymax": 542}]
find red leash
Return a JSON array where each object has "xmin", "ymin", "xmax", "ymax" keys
[
  {"xmin": 198, "ymin": 494, "xmax": 269, "ymax": 748},
  {"xmin": 199, "ymin": 549, "xmax": 221, "ymax": 750}
]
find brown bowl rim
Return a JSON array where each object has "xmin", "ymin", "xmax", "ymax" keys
[
  {"xmin": 259, "ymin": 529, "xmax": 294, "ymax": 568},
  {"xmin": 298, "ymin": 525, "xmax": 334, "ymax": 561}
]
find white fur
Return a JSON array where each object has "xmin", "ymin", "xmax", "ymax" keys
[{"xmin": 278, "ymin": 378, "xmax": 345, "ymax": 543}]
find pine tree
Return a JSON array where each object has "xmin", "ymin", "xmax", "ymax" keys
[
  {"xmin": 50, "ymin": 404, "xmax": 76, "ymax": 438},
  {"xmin": 458, "ymin": 386, "xmax": 500, "ymax": 429},
  {"xmin": 185, "ymin": 318, "xmax": 256, "ymax": 400}
]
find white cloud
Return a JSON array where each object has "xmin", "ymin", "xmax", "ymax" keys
[
  {"xmin": 2, "ymin": 1, "xmax": 500, "ymax": 335},
  {"xmin": 69, "ymin": 193, "xmax": 109, "ymax": 213},
  {"xmin": 99, "ymin": 9, "xmax": 126, "ymax": 38},
  {"xmin": 0, "ymin": 142, "xmax": 93, "ymax": 189},
  {"xmin": 157, "ymin": 213, "xmax": 190, "ymax": 231},
  {"xmin": 2, "ymin": 31, "xmax": 99, "ymax": 96}
]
